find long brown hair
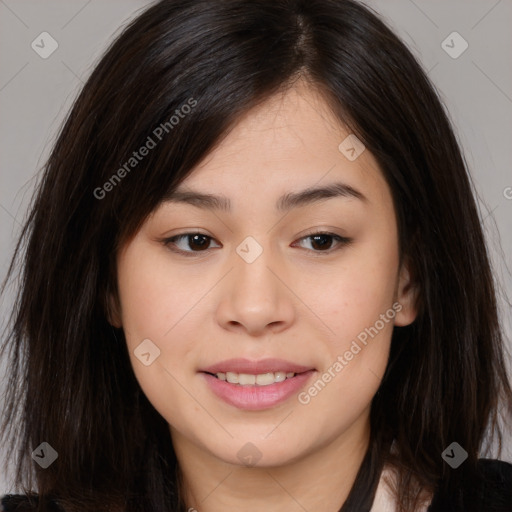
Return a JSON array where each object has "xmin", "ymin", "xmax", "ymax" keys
[{"xmin": 2, "ymin": 1, "xmax": 511, "ymax": 511}]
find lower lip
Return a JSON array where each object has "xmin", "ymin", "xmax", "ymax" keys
[{"xmin": 201, "ymin": 371, "xmax": 315, "ymax": 410}]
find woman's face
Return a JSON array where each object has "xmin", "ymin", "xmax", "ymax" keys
[{"xmin": 114, "ymin": 81, "xmax": 417, "ymax": 468}]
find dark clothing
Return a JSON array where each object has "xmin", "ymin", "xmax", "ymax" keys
[{"xmin": 426, "ymin": 459, "xmax": 512, "ymax": 512}]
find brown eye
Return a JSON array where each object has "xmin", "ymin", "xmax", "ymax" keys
[
  {"xmin": 308, "ymin": 234, "xmax": 335, "ymax": 251},
  {"xmin": 293, "ymin": 232, "xmax": 352, "ymax": 253},
  {"xmin": 184, "ymin": 234, "xmax": 211, "ymax": 251},
  {"xmin": 163, "ymin": 233, "xmax": 221, "ymax": 256}
]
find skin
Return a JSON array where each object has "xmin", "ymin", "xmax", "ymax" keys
[{"xmin": 112, "ymin": 79, "xmax": 418, "ymax": 511}]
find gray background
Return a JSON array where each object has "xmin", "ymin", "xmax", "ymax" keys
[{"xmin": 1, "ymin": 0, "xmax": 511, "ymax": 495}]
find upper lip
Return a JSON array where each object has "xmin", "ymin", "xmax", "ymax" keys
[{"xmin": 200, "ymin": 358, "xmax": 315, "ymax": 375}]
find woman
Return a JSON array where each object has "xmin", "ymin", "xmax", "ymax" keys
[{"xmin": 1, "ymin": 0, "xmax": 511, "ymax": 510}]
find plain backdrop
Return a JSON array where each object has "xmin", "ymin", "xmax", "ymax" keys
[{"xmin": 1, "ymin": 0, "xmax": 511, "ymax": 495}]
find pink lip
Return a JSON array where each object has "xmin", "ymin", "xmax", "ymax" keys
[
  {"xmin": 201, "ymin": 371, "xmax": 315, "ymax": 410},
  {"xmin": 200, "ymin": 358, "xmax": 314, "ymax": 375}
]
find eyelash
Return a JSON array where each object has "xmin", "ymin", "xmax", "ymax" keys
[{"xmin": 161, "ymin": 231, "xmax": 352, "ymax": 258}]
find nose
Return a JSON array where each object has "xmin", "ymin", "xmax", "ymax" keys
[{"xmin": 215, "ymin": 241, "xmax": 296, "ymax": 337}]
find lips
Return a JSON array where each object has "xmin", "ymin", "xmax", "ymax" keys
[
  {"xmin": 199, "ymin": 358, "xmax": 316, "ymax": 410},
  {"xmin": 200, "ymin": 358, "xmax": 314, "ymax": 375},
  {"xmin": 201, "ymin": 370, "xmax": 316, "ymax": 410}
]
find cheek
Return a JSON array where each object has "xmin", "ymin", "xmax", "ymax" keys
[
  {"xmin": 117, "ymin": 242, "xmax": 203, "ymax": 347},
  {"xmin": 116, "ymin": 245, "xmax": 201, "ymax": 425},
  {"xmin": 116, "ymin": 243, "xmax": 202, "ymax": 405},
  {"xmin": 305, "ymin": 230, "xmax": 399, "ymax": 342},
  {"xmin": 298, "ymin": 270, "xmax": 396, "ymax": 423},
  {"xmin": 303, "ymin": 229, "xmax": 398, "ymax": 391}
]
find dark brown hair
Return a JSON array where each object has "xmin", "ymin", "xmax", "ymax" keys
[{"xmin": 1, "ymin": 0, "xmax": 511, "ymax": 511}]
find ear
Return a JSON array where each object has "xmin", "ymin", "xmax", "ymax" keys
[{"xmin": 393, "ymin": 259, "xmax": 418, "ymax": 327}]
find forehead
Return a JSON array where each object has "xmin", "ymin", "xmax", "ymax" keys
[
  {"xmin": 177, "ymin": 81, "xmax": 385, "ymax": 201},
  {"xmin": 152, "ymin": 82, "xmax": 393, "ymax": 224}
]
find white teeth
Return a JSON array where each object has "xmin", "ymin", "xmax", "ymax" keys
[
  {"xmin": 256, "ymin": 373, "xmax": 275, "ymax": 386},
  {"xmin": 274, "ymin": 371, "xmax": 286, "ymax": 383},
  {"xmin": 217, "ymin": 371, "xmax": 297, "ymax": 386},
  {"xmin": 238, "ymin": 373, "xmax": 256, "ymax": 385},
  {"xmin": 226, "ymin": 372, "xmax": 239, "ymax": 384}
]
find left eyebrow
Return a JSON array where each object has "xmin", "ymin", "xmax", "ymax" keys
[{"xmin": 162, "ymin": 181, "xmax": 368, "ymax": 213}]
